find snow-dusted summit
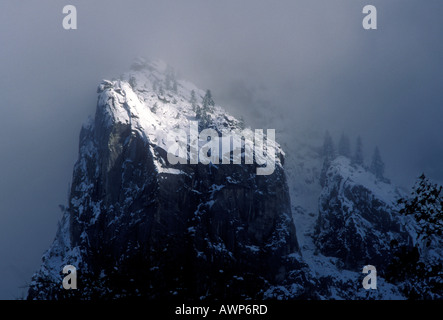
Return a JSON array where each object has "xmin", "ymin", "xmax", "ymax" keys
[{"xmin": 27, "ymin": 59, "xmax": 304, "ymax": 300}]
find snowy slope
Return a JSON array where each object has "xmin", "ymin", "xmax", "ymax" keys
[{"xmin": 289, "ymin": 156, "xmax": 408, "ymax": 299}]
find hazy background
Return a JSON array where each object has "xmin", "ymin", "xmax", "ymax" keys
[{"xmin": 0, "ymin": 0, "xmax": 442, "ymax": 299}]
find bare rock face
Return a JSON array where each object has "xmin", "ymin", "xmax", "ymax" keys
[{"xmin": 28, "ymin": 60, "xmax": 304, "ymax": 300}]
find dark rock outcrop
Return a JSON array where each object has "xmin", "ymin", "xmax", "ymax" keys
[
  {"xmin": 314, "ymin": 157, "xmax": 410, "ymax": 273},
  {"xmin": 28, "ymin": 61, "xmax": 304, "ymax": 300}
]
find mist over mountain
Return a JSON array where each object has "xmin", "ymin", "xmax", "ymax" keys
[
  {"xmin": 1, "ymin": 1, "xmax": 442, "ymax": 299},
  {"xmin": 27, "ymin": 61, "xmax": 442, "ymax": 299}
]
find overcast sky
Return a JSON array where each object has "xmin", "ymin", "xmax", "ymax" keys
[{"xmin": 0, "ymin": 0, "xmax": 442, "ymax": 299}]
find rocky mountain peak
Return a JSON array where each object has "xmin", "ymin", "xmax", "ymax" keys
[{"xmin": 27, "ymin": 61, "xmax": 302, "ymax": 300}]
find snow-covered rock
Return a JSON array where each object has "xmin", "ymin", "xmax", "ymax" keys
[
  {"xmin": 314, "ymin": 157, "xmax": 410, "ymax": 271},
  {"xmin": 27, "ymin": 59, "xmax": 305, "ymax": 300},
  {"xmin": 27, "ymin": 58, "xmax": 440, "ymax": 300}
]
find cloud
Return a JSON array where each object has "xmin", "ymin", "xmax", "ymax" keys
[{"xmin": 0, "ymin": 0, "xmax": 442, "ymax": 298}]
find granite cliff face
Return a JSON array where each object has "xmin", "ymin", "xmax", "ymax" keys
[{"xmin": 28, "ymin": 60, "xmax": 304, "ymax": 300}]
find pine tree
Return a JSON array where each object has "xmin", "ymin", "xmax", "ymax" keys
[
  {"xmin": 398, "ymin": 174, "xmax": 443, "ymax": 245},
  {"xmin": 195, "ymin": 105, "xmax": 202, "ymax": 119},
  {"xmin": 338, "ymin": 133, "xmax": 351, "ymax": 158},
  {"xmin": 386, "ymin": 175, "xmax": 443, "ymax": 299},
  {"xmin": 202, "ymin": 89, "xmax": 215, "ymax": 110},
  {"xmin": 238, "ymin": 116, "xmax": 245, "ymax": 130},
  {"xmin": 190, "ymin": 90, "xmax": 197, "ymax": 103},
  {"xmin": 196, "ymin": 89, "xmax": 214, "ymax": 129},
  {"xmin": 353, "ymin": 136, "xmax": 364, "ymax": 166},
  {"xmin": 320, "ymin": 131, "xmax": 336, "ymax": 187},
  {"xmin": 201, "ymin": 109, "xmax": 211, "ymax": 129},
  {"xmin": 370, "ymin": 146, "xmax": 385, "ymax": 179},
  {"xmin": 195, "ymin": 105, "xmax": 211, "ymax": 129},
  {"xmin": 190, "ymin": 90, "xmax": 197, "ymax": 111}
]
